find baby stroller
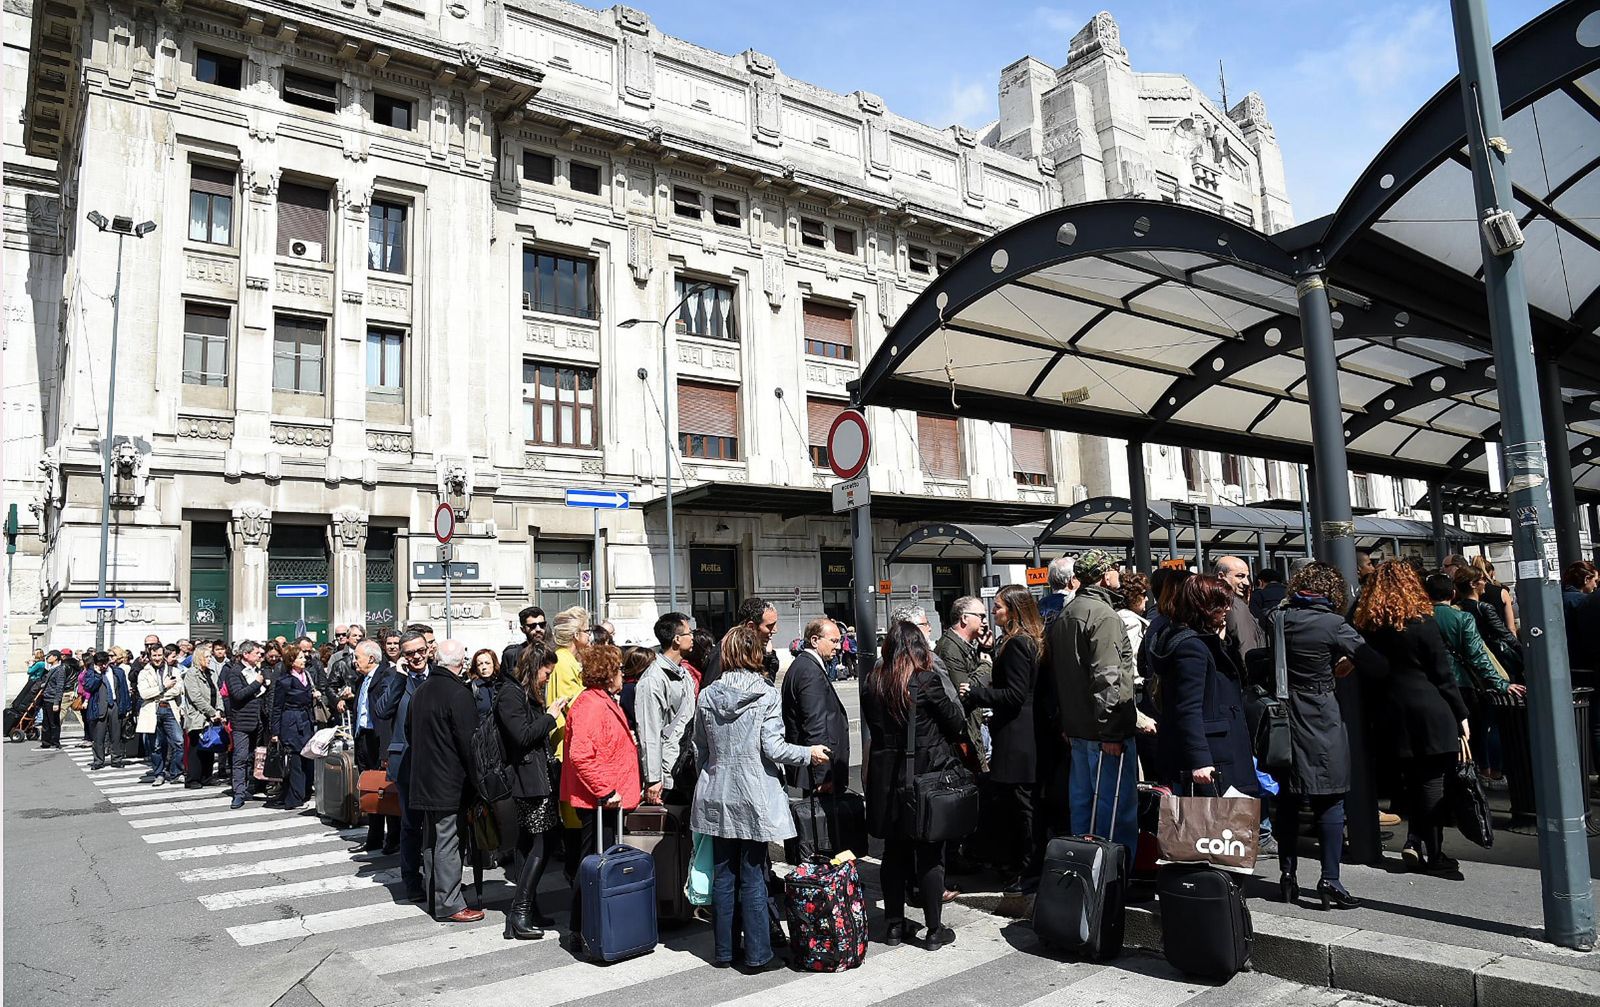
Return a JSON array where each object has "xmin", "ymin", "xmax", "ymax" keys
[{"xmin": 5, "ymin": 679, "xmax": 45, "ymax": 742}]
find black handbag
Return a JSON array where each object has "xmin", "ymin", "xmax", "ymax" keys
[
  {"xmin": 1449, "ymin": 740, "xmax": 1494, "ymax": 849},
  {"xmin": 263, "ymin": 738, "xmax": 287, "ymax": 781},
  {"xmin": 1252, "ymin": 611, "xmax": 1293, "ymax": 774},
  {"xmin": 901, "ymin": 686, "xmax": 980, "ymax": 844}
]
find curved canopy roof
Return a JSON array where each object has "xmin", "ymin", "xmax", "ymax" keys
[{"xmin": 883, "ymin": 523, "xmax": 1043, "ymax": 565}]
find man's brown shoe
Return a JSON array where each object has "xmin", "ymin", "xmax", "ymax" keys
[
  {"xmin": 444, "ymin": 908, "xmax": 485, "ymax": 923},
  {"xmin": 1378, "ymin": 812, "xmax": 1401, "ymax": 827}
]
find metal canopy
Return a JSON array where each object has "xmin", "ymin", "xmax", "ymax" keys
[
  {"xmin": 883, "ymin": 523, "xmax": 1044, "ymax": 565},
  {"xmin": 853, "ymin": 199, "xmax": 1592, "ymax": 487},
  {"xmin": 643, "ymin": 483, "xmax": 1064, "ymax": 526}
]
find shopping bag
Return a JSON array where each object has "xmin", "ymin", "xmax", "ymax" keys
[
  {"xmin": 686, "ymin": 831, "xmax": 713, "ymax": 907},
  {"xmin": 263, "ymin": 740, "xmax": 287, "ymax": 781},
  {"xmin": 1448, "ymin": 740, "xmax": 1494, "ymax": 849},
  {"xmin": 1157, "ymin": 782, "xmax": 1261, "ymax": 872}
]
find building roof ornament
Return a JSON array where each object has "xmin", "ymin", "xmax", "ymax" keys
[{"xmin": 1067, "ymin": 11, "xmax": 1127, "ymax": 68}]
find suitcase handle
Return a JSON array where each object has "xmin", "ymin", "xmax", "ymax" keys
[
  {"xmin": 1089, "ymin": 749, "xmax": 1125, "ymax": 841},
  {"xmin": 598, "ymin": 803, "xmax": 625, "ymax": 857}
]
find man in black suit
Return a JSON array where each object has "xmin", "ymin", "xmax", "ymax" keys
[
  {"xmin": 220, "ymin": 641, "xmax": 272, "ymax": 809},
  {"xmin": 781, "ymin": 618, "xmax": 852, "ymax": 795},
  {"xmin": 408, "ymin": 639, "xmax": 482, "ymax": 923},
  {"xmin": 376, "ymin": 627, "xmax": 432, "ymax": 901}
]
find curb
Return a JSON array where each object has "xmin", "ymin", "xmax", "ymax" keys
[{"xmin": 949, "ymin": 890, "xmax": 1598, "ymax": 1007}]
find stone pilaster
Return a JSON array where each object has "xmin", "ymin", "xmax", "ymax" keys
[
  {"xmin": 327, "ymin": 507, "xmax": 369, "ymax": 627},
  {"xmin": 228, "ymin": 503, "xmax": 272, "ymax": 641}
]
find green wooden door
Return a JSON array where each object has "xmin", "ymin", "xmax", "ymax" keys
[
  {"xmin": 268, "ymin": 525, "xmax": 331, "ymax": 642},
  {"xmin": 364, "ymin": 527, "xmax": 397, "ymax": 633},
  {"xmin": 188, "ymin": 522, "xmax": 231, "ymax": 641}
]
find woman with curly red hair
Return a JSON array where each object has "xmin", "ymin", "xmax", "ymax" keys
[
  {"xmin": 1146, "ymin": 575, "xmax": 1260, "ymax": 798},
  {"xmin": 1353, "ymin": 560, "xmax": 1470, "ymax": 875}
]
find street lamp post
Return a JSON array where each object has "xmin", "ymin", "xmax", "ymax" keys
[
  {"xmin": 85, "ymin": 212, "xmax": 156, "ymax": 652},
  {"xmin": 620, "ymin": 281, "xmax": 709, "ymax": 613}
]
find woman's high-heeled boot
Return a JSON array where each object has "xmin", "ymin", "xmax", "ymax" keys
[
  {"xmin": 1278, "ymin": 872, "xmax": 1299, "ymax": 906},
  {"xmin": 504, "ymin": 847, "xmax": 547, "ymax": 940},
  {"xmin": 1316, "ymin": 879, "xmax": 1361, "ymax": 909}
]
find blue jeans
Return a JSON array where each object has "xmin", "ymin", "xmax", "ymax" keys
[
  {"xmin": 712, "ymin": 837, "xmax": 772, "ymax": 967},
  {"xmin": 154, "ymin": 706, "xmax": 184, "ymax": 780},
  {"xmin": 1067, "ymin": 736, "xmax": 1139, "ymax": 856}
]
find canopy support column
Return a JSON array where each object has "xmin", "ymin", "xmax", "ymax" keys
[
  {"xmin": 982, "ymin": 548, "xmax": 994, "ymax": 619},
  {"xmin": 1429, "ymin": 481, "xmax": 1448, "ymax": 570},
  {"xmin": 1451, "ymin": 0, "xmax": 1593, "ymax": 950},
  {"xmin": 851, "ymin": 503, "xmax": 876, "ymax": 694},
  {"xmin": 1166, "ymin": 522, "xmax": 1179, "ymax": 561},
  {"xmin": 1539, "ymin": 353, "xmax": 1583, "ymax": 569},
  {"xmin": 1590, "ymin": 502, "xmax": 1600, "ymax": 565},
  {"xmin": 1296, "ymin": 263, "xmax": 1377, "ymax": 868},
  {"xmin": 1298, "ymin": 464, "xmax": 1313, "ymax": 559},
  {"xmin": 1255, "ymin": 532, "xmax": 1268, "ymax": 576},
  {"xmin": 1127, "ymin": 440, "xmax": 1152, "ymax": 575}
]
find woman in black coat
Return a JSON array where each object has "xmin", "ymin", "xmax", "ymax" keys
[
  {"xmin": 1354, "ymin": 561, "xmax": 1471, "ymax": 875},
  {"xmin": 1269, "ymin": 563, "xmax": 1368, "ymax": 908},
  {"xmin": 495, "ymin": 643, "xmax": 566, "ymax": 940},
  {"xmin": 959, "ymin": 584, "xmax": 1043, "ymax": 891},
  {"xmin": 1147, "ymin": 575, "xmax": 1261, "ymax": 799},
  {"xmin": 270, "ymin": 649, "xmax": 319, "ymax": 810},
  {"xmin": 863, "ymin": 621, "xmax": 969, "ymax": 949},
  {"xmin": 469, "ymin": 649, "xmax": 501, "ymax": 724}
]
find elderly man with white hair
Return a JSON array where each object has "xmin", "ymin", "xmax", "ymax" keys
[
  {"xmin": 1036, "ymin": 556, "xmax": 1076, "ymax": 624},
  {"xmin": 350, "ymin": 638, "xmax": 400, "ymax": 855},
  {"xmin": 407, "ymin": 639, "xmax": 485, "ymax": 922}
]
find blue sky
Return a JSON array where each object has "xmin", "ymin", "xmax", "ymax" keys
[{"xmin": 604, "ymin": 1, "xmax": 1551, "ymax": 220}]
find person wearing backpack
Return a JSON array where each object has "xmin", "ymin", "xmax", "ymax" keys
[{"xmin": 409, "ymin": 639, "xmax": 483, "ymax": 923}]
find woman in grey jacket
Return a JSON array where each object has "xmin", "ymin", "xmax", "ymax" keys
[
  {"xmin": 691, "ymin": 625, "xmax": 830, "ymax": 971},
  {"xmin": 181, "ymin": 652, "xmax": 225, "ymax": 788}
]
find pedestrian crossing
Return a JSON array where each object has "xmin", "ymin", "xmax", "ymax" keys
[{"xmin": 55, "ymin": 744, "xmax": 1321, "ymax": 1007}]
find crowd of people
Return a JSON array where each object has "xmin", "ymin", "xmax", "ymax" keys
[{"xmin": 16, "ymin": 543, "xmax": 1589, "ymax": 967}]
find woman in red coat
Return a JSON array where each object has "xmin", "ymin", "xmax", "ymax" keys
[{"xmin": 558, "ymin": 644, "xmax": 640, "ymax": 948}]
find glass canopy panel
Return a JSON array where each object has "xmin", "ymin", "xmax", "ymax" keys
[
  {"xmin": 1338, "ymin": 343, "xmax": 1444, "ymax": 382},
  {"xmin": 1171, "ymin": 385, "xmax": 1275, "ymax": 429},
  {"xmin": 1422, "ymin": 400, "xmax": 1501, "ymax": 437},
  {"xmin": 1517, "ymin": 218, "xmax": 1578, "ymax": 316},
  {"xmin": 1553, "ymin": 226, "xmax": 1600, "ymax": 317},
  {"xmin": 1190, "ymin": 264, "xmax": 1300, "ymax": 314},
  {"xmin": 1231, "ymin": 355, "xmax": 1312, "ymax": 397},
  {"xmin": 955, "ymin": 285, "xmax": 1103, "ymax": 346},
  {"xmin": 1252, "ymin": 399, "xmax": 1312, "ymax": 438},
  {"xmin": 1348, "ymin": 423, "xmax": 1415, "ymax": 457},
  {"xmin": 1126, "ymin": 282, "xmax": 1277, "ymax": 336},
  {"xmin": 896, "ymin": 334, "xmax": 1053, "ymax": 396},
  {"xmin": 1032, "ymin": 354, "xmax": 1168, "ymax": 413},
  {"xmin": 1029, "ymin": 256, "xmax": 1159, "ymax": 303},
  {"xmin": 1071, "ymin": 310, "xmax": 1221, "ymax": 370},
  {"xmin": 1396, "ymin": 428, "xmax": 1470, "ymax": 464},
  {"xmin": 1511, "ymin": 89, "xmax": 1598, "ymax": 196},
  {"xmin": 1373, "ymin": 161, "xmax": 1486, "ymax": 277}
]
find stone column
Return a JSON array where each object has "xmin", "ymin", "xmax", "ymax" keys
[
  {"xmin": 228, "ymin": 503, "xmax": 272, "ymax": 641},
  {"xmin": 332, "ymin": 178, "xmax": 372, "ymax": 464},
  {"xmin": 327, "ymin": 507, "xmax": 370, "ymax": 629}
]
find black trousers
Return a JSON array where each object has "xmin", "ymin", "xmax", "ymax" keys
[
  {"xmin": 41, "ymin": 704, "xmax": 61, "ymax": 747},
  {"xmin": 881, "ymin": 838, "xmax": 947, "ymax": 930},
  {"xmin": 1401, "ymin": 752, "xmax": 1456, "ymax": 862},
  {"xmin": 184, "ymin": 729, "xmax": 216, "ymax": 786},
  {"xmin": 90, "ymin": 711, "xmax": 123, "ymax": 766},
  {"xmin": 991, "ymin": 781, "xmax": 1036, "ymax": 874}
]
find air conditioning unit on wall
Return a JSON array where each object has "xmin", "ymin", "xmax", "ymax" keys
[{"xmin": 288, "ymin": 239, "xmax": 323, "ymax": 261}]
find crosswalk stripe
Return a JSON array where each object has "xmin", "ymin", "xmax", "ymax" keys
[
  {"xmin": 101, "ymin": 782, "xmax": 189, "ymax": 795},
  {"xmin": 420, "ymin": 938, "xmax": 718, "ymax": 1007},
  {"xmin": 200, "ymin": 867, "xmax": 408, "ymax": 910},
  {"xmin": 177, "ymin": 848, "xmax": 391, "ymax": 884},
  {"xmin": 226, "ymin": 898, "xmax": 425, "ymax": 947},
  {"xmin": 1012, "ymin": 964, "xmax": 1209, "ymax": 1007},
  {"xmin": 120, "ymin": 798, "xmax": 244, "ymax": 817},
  {"xmin": 350, "ymin": 920, "xmax": 524, "ymax": 975},
  {"xmin": 130, "ymin": 806, "xmax": 279, "ymax": 828},
  {"xmin": 157, "ymin": 828, "xmax": 364, "ymax": 861},
  {"xmin": 142, "ymin": 817, "xmax": 327, "ymax": 844},
  {"xmin": 708, "ymin": 913, "xmax": 1013, "ymax": 1007},
  {"xmin": 86, "ymin": 771, "xmax": 149, "ymax": 784},
  {"xmin": 108, "ymin": 787, "xmax": 229, "ymax": 805}
]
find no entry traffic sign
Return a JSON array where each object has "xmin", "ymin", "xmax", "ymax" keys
[
  {"xmin": 433, "ymin": 502, "xmax": 456, "ymax": 544},
  {"xmin": 827, "ymin": 409, "xmax": 870, "ymax": 480}
]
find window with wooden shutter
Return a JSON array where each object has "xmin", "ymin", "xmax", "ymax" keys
[
  {"xmin": 276, "ymin": 182, "xmax": 329, "ymax": 258},
  {"xmin": 800, "ymin": 218, "xmax": 826, "ymax": 248},
  {"xmin": 908, "ymin": 245, "xmax": 932, "ymax": 274},
  {"xmin": 806, "ymin": 398, "xmax": 846, "ymax": 468},
  {"xmin": 1012, "ymin": 426, "xmax": 1049, "ymax": 486},
  {"xmin": 917, "ymin": 414, "xmax": 961, "ymax": 478},
  {"xmin": 803, "ymin": 301, "xmax": 855, "ymax": 360},
  {"xmin": 282, "ymin": 70, "xmax": 338, "ymax": 112},
  {"xmin": 678, "ymin": 381, "xmax": 739, "ymax": 460},
  {"xmin": 523, "ymin": 152, "xmax": 555, "ymax": 184}
]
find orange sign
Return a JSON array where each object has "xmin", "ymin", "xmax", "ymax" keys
[
  {"xmin": 1160, "ymin": 558, "xmax": 1189, "ymax": 570},
  {"xmin": 1025, "ymin": 566, "xmax": 1049, "ymax": 587},
  {"xmin": 878, "ymin": 579, "xmax": 893, "ymax": 594}
]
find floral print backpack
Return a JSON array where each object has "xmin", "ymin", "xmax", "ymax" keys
[{"xmin": 783, "ymin": 856, "xmax": 869, "ymax": 972}]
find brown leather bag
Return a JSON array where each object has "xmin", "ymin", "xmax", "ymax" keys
[{"xmin": 358, "ymin": 769, "xmax": 400, "ymax": 817}]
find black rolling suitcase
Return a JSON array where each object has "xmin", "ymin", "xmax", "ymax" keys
[
  {"xmin": 1156, "ymin": 863, "xmax": 1252, "ymax": 979},
  {"xmin": 1031, "ymin": 752, "xmax": 1127, "ymax": 960}
]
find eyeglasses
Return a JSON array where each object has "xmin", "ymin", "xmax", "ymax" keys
[
  {"xmin": 401, "ymin": 648, "xmax": 427, "ymax": 659},
  {"xmin": 525, "ymin": 621, "xmax": 547, "ymax": 630},
  {"xmin": 675, "ymin": 630, "xmax": 694, "ymax": 639}
]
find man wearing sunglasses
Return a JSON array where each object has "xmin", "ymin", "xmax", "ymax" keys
[
  {"xmin": 935, "ymin": 598, "xmax": 993, "ymax": 774},
  {"xmin": 500, "ymin": 605, "xmax": 547, "ymax": 677},
  {"xmin": 375, "ymin": 627, "xmax": 434, "ymax": 902}
]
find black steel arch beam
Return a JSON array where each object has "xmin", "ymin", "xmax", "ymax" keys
[
  {"xmin": 1032, "ymin": 496, "xmax": 1167, "ymax": 550},
  {"xmin": 883, "ymin": 524, "xmax": 988, "ymax": 567},
  {"xmin": 1342, "ymin": 364, "xmax": 1497, "ymax": 446}
]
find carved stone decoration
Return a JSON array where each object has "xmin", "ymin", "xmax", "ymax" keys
[
  {"xmin": 876, "ymin": 276, "xmax": 895, "ymax": 327},
  {"xmin": 230, "ymin": 502, "xmax": 272, "ymax": 549},
  {"xmin": 270, "ymin": 422, "xmax": 334, "ymax": 447},
  {"xmin": 176, "ymin": 415, "xmax": 234, "ymax": 440},
  {"xmin": 447, "ymin": 1, "xmax": 467, "ymax": 17},
  {"xmin": 32, "ymin": 449, "xmax": 62, "ymax": 540},
  {"xmin": 753, "ymin": 76, "xmax": 781, "ymax": 145},
  {"xmin": 437, "ymin": 458, "xmax": 474, "ymax": 514},
  {"xmin": 1230, "ymin": 91, "xmax": 1272, "ymax": 134},
  {"xmin": 1067, "ymin": 11, "xmax": 1127, "ymax": 67},
  {"xmin": 110, "ymin": 438, "xmax": 149, "ymax": 507},
  {"xmin": 458, "ymin": 43, "xmax": 492, "ymax": 68},
  {"xmin": 744, "ymin": 49, "xmax": 776, "ymax": 78},
  {"xmin": 615, "ymin": 7, "xmax": 654, "ymax": 106},
  {"xmin": 762, "ymin": 252, "xmax": 785, "ymax": 309},
  {"xmin": 327, "ymin": 507, "xmax": 369, "ymax": 552},
  {"xmin": 366, "ymin": 430, "xmax": 413, "ymax": 453},
  {"xmin": 627, "ymin": 222, "xmax": 653, "ymax": 284},
  {"xmin": 524, "ymin": 452, "xmax": 547, "ymax": 470},
  {"xmin": 366, "ymin": 0, "xmax": 383, "ymax": 13}
]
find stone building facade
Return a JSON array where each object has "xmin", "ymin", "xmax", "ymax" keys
[{"xmin": 6, "ymin": 0, "xmax": 1323, "ymax": 668}]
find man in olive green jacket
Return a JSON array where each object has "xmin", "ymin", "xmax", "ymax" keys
[{"xmin": 934, "ymin": 596, "xmax": 991, "ymax": 772}]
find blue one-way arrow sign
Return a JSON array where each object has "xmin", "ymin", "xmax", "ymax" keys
[
  {"xmin": 275, "ymin": 583, "xmax": 330, "ymax": 599},
  {"xmin": 564, "ymin": 488, "xmax": 630, "ymax": 510},
  {"xmin": 79, "ymin": 597, "xmax": 126, "ymax": 610}
]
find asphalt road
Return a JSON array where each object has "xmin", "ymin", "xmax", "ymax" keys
[{"xmin": 4, "ymin": 702, "xmax": 1403, "ymax": 1007}]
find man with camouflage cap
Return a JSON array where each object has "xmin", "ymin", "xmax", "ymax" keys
[{"xmin": 1046, "ymin": 548, "xmax": 1139, "ymax": 855}]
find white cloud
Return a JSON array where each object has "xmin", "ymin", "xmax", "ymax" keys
[{"xmin": 931, "ymin": 78, "xmax": 994, "ymax": 129}]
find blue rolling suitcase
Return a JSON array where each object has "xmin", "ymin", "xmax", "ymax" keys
[{"xmin": 578, "ymin": 806, "xmax": 658, "ymax": 962}]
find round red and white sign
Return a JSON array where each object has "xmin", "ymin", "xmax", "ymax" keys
[
  {"xmin": 433, "ymin": 502, "xmax": 456, "ymax": 544},
  {"xmin": 827, "ymin": 409, "xmax": 871, "ymax": 480}
]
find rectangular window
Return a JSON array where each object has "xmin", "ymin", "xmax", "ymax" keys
[
  {"xmin": 1221, "ymin": 453, "xmax": 1243, "ymax": 488},
  {"xmin": 1012, "ymin": 426, "xmax": 1050, "ymax": 486},
  {"xmin": 281, "ymin": 70, "xmax": 338, "ymax": 112},
  {"xmin": 1183, "ymin": 449, "xmax": 1204, "ymax": 493},
  {"xmin": 521, "ymin": 249, "xmax": 597, "ymax": 319},
  {"xmin": 523, "ymin": 151, "xmax": 555, "ymax": 184},
  {"xmin": 917, "ymin": 414, "xmax": 962, "ymax": 478},
  {"xmin": 366, "ymin": 328, "xmax": 404, "ymax": 399},
  {"xmin": 800, "ymin": 218, "xmax": 826, "ymax": 249},
  {"xmin": 195, "ymin": 49, "xmax": 242, "ymax": 89},
  {"xmin": 673, "ymin": 186, "xmax": 702, "ymax": 220},
  {"xmin": 522, "ymin": 362, "xmax": 598, "ymax": 448},
  {"xmin": 272, "ymin": 316, "xmax": 325, "ymax": 394},
  {"xmin": 569, "ymin": 161, "xmax": 602, "ymax": 195},
  {"xmin": 936, "ymin": 252, "xmax": 956, "ymax": 274},
  {"xmin": 807, "ymin": 398, "xmax": 845, "ymax": 468},
  {"xmin": 802, "ymin": 300, "xmax": 854, "ymax": 360},
  {"xmin": 677, "ymin": 381, "xmax": 739, "ymax": 460},
  {"xmin": 372, "ymin": 92, "xmax": 414, "ymax": 130},
  {"xmin": 676, "ymin": 279, "xmax": 738, "ymax": 341},
  {"xmin": 188, "ymin": 165, "xmax": 234, "ymax": 245},
  {"xmin": 909, "ymin": 245, "xmax": 932, "ymax": 274},
  {"xmin": 1351, "ymin": 473, "xmax": 1373, "ymax": 510},
  {"xmin": 367, "ymin": 200, "xmax": 407, "ymax": 274},
  {"xmin": 182, "ymin": 304, "xmax": 230, "ymax": 387},
  {"xmin": 833, "ymin": 226, "xmax": 857, "ymax": 256},
  {"xmin": 276, "ymin": 181, "xmax": 329, "ymax": 259},
  {"xmin": 711, "ymin": 196, "xmax": 741, "ymax": 229}
]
